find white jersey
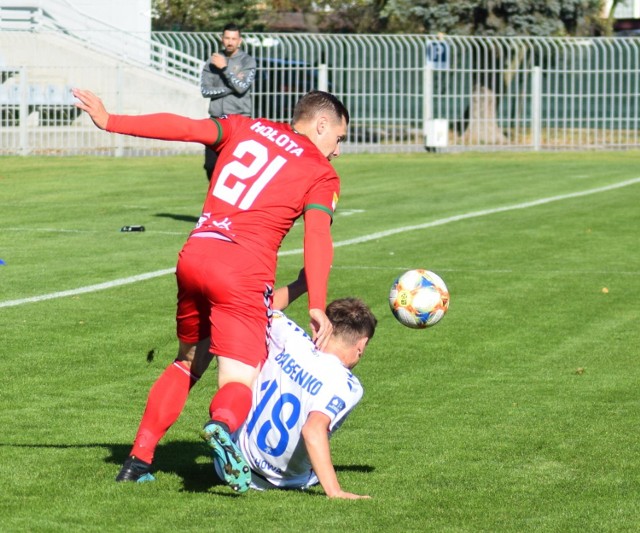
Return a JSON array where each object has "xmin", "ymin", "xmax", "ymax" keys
[{"xmin": 237, "ymin": 311, "xmax": 363, "ymax": 489}]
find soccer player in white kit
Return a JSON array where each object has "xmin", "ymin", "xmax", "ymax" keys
[{"xmin": 234, "ymin": 297, "xmax": 377, "ymax": 499}]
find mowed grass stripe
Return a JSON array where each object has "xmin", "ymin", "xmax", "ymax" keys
[{"xmin": 2, "ymin": 176, "xmax": 638, "ymax": 309}]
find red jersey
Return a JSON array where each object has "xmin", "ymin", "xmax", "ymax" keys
[
  {"xmin": 194, "ymin": 115, "xmax": 338, "ymax": 267},
  {"xmin": 106, "ymin": 113, "xmax": 339, "ymax": 310}
]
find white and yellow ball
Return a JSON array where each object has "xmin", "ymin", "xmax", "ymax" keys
[{"xmin": 389, "ymin": 269, "xmax": 450, "ymax": 329}]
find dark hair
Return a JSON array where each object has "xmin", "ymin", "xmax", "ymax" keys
[
  {"xmin": 222, "ymin": 23, "xmax": 241, "ymax": 35},
  {"xmin": 292, "ymin": 91, "xmax": 350, "ymax": 127},
  {"xmin": 326, "ymin": 298, "xmax": 377, "ymax": 346}
]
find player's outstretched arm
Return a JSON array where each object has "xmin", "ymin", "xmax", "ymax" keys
[
  {"xmin": 272, "ymin": 269, "xmax": 307, "ymax": 311},
  {"xmin": 72, "ymin": 88, "xmax": 110, "ymax": 130},
  {"xmin": 301, "ymin": 411, "xmax": 371, "ymax": 500},
  {"xmin": 73, "ymin": 89, "xmax": 219, "ymax": 145}
]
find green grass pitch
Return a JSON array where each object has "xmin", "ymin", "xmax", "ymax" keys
[{"xmin": 1, "ymin": 151, "xmax": 639, "ymax": 532}]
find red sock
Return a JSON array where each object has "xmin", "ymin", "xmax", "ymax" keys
[
  {"xmin": 209, "ymin": 382, "xmax": 252, "ymax": 433},
  {"xmin": 129, "ymin": 360, "xmax": 199, "ymax": 464}
]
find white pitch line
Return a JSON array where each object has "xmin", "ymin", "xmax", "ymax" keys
[
  {"xmin": 280, "ymin": 177, "xmax": 640, "ymax": 253},
  {"xmin": 0, "ymin": 269, "xmax": 175, "ymax": 308},
  {"xmin": 329, "ymin": 177, "xmax": 640, "ymax": 249},
  {"xmin": 2, "ymin": 177, "xmax": 639, "ymax": 309}
]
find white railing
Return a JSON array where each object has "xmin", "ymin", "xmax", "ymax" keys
[
  {"xmin": 154, "ymin": 31, "xmax": 640, "ymax": 152},
  {"xmin": 2, "ymin": 25, "xmax": 640, "ymax": 155}
]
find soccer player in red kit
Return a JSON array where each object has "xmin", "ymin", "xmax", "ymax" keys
[{"xmin": 72, "ymin": 88, "xmax": 349, "ymax": 493}]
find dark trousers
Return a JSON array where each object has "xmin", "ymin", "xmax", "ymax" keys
[{"xmin": 204, "ymin": 145, "xmax": 219, "ymax": 181}]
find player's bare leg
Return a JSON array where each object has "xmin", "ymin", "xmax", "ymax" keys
[
  {"xmin": 177, "ymin": 338, "xmax": 214, "ymax": 374},
  {"xmin": 201, "ymin": 356, "xmax": 259, "ymax": 493}
]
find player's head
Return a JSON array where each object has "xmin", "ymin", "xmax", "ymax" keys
[
  {"xmin": 326, "ymin": 297, "xmax": 377, "ymax": 369},
  {"xmin": 221, "ymin": 23, "xmax": 242, "ymax": 56},
  {"xmin": 291, "ymin": 91, "xmax": 349, "ymax": 161}
]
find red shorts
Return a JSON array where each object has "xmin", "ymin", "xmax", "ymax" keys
[{"xmin": 175, "ymin": 235, "xmax": 274, "ymax": 367}]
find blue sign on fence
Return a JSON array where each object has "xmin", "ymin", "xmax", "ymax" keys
[{"xmin": 426, "ymin": 41, "xmax": 449, "ymax": 70}]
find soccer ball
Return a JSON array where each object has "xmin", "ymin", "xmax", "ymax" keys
[{"xmin": 389, "ymin": 269, "xmax": 450, "ymax": 329}]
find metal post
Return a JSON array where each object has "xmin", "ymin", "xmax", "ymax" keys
[
  {"xmin": 18, "ymin": 66, "xmax": 29, "ymax": 156},
  {"xmin": 115, "ymin": 65, "xmax": 124, "ymax": 157},
  {"xmin": 532, "ymin": 66, "xmax": 542, "ymax": 151},
  {"xmin": 423, "ymin": 65, "xmax": 433, "ymax": 139},
  {"xmin": 318, "ymin": 64, "xmax": 328, "ymax": 92}
]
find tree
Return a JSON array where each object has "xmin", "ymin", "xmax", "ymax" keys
[
  {"xmin": 152, "ymin": 0, "xmax": 263, "ymax": 32},
  {"xmin": 403, "ymin": 1, "xmax": 608, "ymax": 144},
  {"xmin": 408, "ymin": 0, "xmax": 607, "ymax": 37},
  {"xmin": 316, "ymin": 0, "xmax": 423, "ymax": 33}
]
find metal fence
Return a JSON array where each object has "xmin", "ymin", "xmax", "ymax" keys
[{"xmin": 2, "ymin": 26, "xmax": 640, "ymax": 155}]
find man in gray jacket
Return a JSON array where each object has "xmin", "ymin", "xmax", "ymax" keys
[{"xmin": 200, "ymin": 23, "xmax": 257, "ymax": 180}]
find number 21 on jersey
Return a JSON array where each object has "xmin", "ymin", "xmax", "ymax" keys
[{"xmin": 213, "ymin": 140, "xmax": 287, "ymax": 210}]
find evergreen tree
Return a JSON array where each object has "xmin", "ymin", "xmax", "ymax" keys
[
  {"xmin": 152, "ymin": 0, "xmax": 262, "ymax": 32},
  {"xmin": 409, "ymin": 0, "xmax": 607, "ymax": 37}
]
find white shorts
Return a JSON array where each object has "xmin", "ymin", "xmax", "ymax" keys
[{"xmin": 249, "ymin": 470, "xmax": 318, "ymax": 492}]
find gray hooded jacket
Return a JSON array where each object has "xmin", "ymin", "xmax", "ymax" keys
[{"xmin": 200, "ymin": 48, "xmax": 256, "ymax": 117}]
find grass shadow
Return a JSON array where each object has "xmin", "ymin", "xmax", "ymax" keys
[
  {"xmin": 335, "ymin": 464, "xmax": 375, "ymax": 473},
  {"xmin": 155, "ymin": 212, "xmax": 199, "ymax": 224},
  {"xmin": 105, "ymin": 440, "xmax": 230, "ymax": 494},
  {"xmin": 0, "ymin": 441, "xmax": 375, "ymax": 495}
]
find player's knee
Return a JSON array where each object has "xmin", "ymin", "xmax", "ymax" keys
[{"xmin": 177, "ymin": 341, "xmax": 199, "ymax": 364}]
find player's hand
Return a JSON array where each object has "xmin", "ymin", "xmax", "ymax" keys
[
  {"xmin": 328, "ymin": 490, "xmax": 371, "ymax": 500},
  {"xmin": 309, "ymin": 307, "xmax": 332, "ymax": 351},
  {"xmin": 211, "ymin": 53, "xmax": 228, "ymax": 69},
  {"xmin": 72, "ymin": 89, "xmax": 110, "ymax": 130}
]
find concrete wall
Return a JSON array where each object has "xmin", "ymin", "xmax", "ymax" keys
[
  {"xmin": 0, "ymin": 31, "xmax": 208, "ymax": 118},
  {"xmin": 0, "ymin": 0, "xmax": 152, "ymax": 63}
]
